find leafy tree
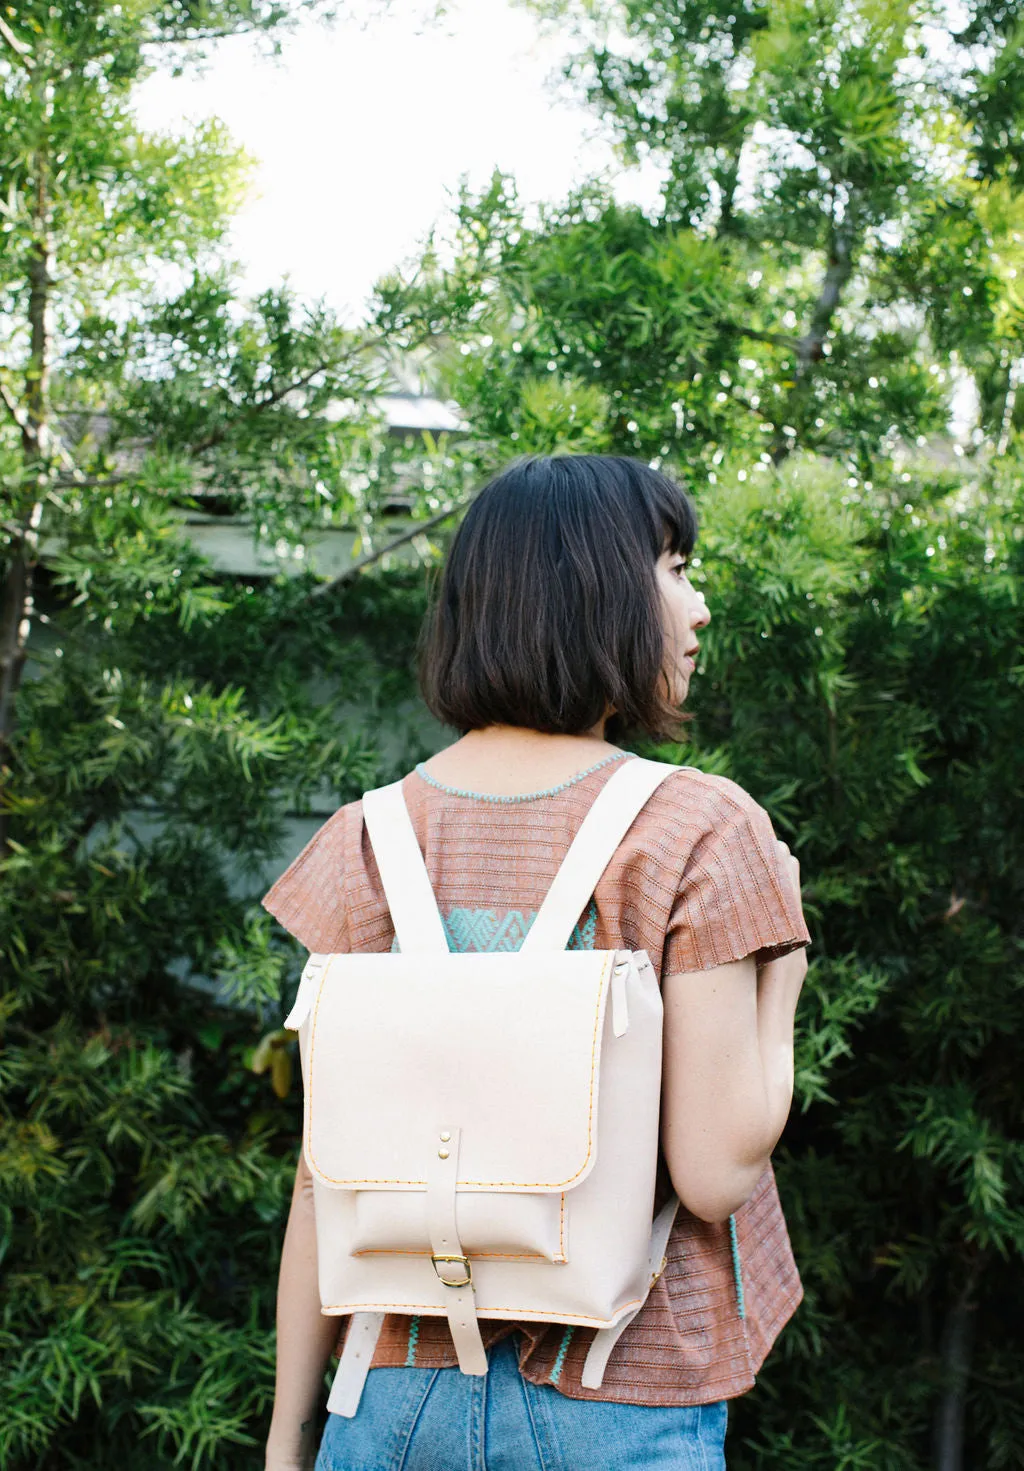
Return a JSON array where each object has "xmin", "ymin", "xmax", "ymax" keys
[{"xmin": 4, "ymin": 1, "xmax": 1022, "ymax": 1468}]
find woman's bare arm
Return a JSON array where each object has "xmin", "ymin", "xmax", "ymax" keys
[
  {"xmin": 661, "ymin": 945, "xmax": 807, "ymax": 1222},
  {"xmin": 264, "ymin": 1152, "xmax": 340, "ymax": 1471},
  {"xmin": 661, "ymin": 840, "xmax": 808, "ymax": 1223},
  {"xmin": 756, "ymin": 945, "xmax": 809, "ymax": 1139}
]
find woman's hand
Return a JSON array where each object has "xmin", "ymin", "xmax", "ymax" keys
[
  {"xmin": 775, "ymin": 837, "xmax": 803, "ymax": 907},
  {"xmin": 265, "ymin": 1418, "xmax": 319, "ymax": 1471}
]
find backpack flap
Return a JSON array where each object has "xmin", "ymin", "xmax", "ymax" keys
[{"xmin": 304, "ymin": 948, "xmax": 617, "ymax": 1259}]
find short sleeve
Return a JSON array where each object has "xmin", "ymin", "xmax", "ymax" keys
[
  {"xmin": 260, "ymin": 808, "xmax": 349, "ymax": 953},
  {"xmin": 664, "ymin": 776, "xmax": 810, "ymax": 975}
]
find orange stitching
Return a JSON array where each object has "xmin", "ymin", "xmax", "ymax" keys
[
  {"xmin": 349, "ymin": 1194, "xmax": 568, "ymax": 1263},
  {"xmin": 318, "ymin": 1295, "xmax": 646, "ymax": 1322},
  {"xmin": 352, "ymin": 1249, "xmax": 551, "ymax": 1261},
  {"xmin": 302, "ymin": 970, "xmax": 323, "ymax": 1168},
  {"xmin": 307, "ymin": 953, "xmax": 614, "ymax": 1189}
]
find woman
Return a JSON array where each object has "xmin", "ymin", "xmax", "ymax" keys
[{"xmin": 262, "ymin": 454, "xmax": 810, "ymax": 1471}]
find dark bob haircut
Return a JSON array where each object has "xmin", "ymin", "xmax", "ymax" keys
[{"xmin": 419, "ymin": 454, "xmax": 699, "ymax": 741}]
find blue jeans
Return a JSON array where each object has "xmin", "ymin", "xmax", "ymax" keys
[{"xmin": 314, "ymin": 1335, "xmax": 728, "ymax": 1471}]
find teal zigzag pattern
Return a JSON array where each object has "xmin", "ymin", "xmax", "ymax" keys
[{"xmin": 392, "ymin": 900, "xmax": 597, "ymax": 954}]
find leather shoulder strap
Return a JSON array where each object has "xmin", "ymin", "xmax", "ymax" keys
[
  {"xmin": 361, "ymin": 781, "xmax": 449, "ymax": 955},
  {"xmin": 521, "ymin": 757, "xmax": 680, "ymax": 954}
]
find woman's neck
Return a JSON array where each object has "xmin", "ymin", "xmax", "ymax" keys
[{"xmin": 420, "ymin": 724, "xmax": 622, "ymax": 799}]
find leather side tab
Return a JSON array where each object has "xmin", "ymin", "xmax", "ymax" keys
[
  {"xmin": 284, "ymin": 952, "xmax": 329, "ymax": 1033},
  {"xmin": 611, "ymin": 952, "xmax": 631, "ymax": 1038},
  {"xmin": 426, "ymin": 1126, "xmax": 488, "ymax": 1376}
]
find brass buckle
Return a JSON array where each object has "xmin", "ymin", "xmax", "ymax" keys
[{"xmin": 431, "ymin": 1253, "xmax": 473, "ymax": 1289}]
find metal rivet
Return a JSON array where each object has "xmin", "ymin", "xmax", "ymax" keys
[
  {"xmin": 438, "ymin": 1148, "xmax": 450, "ymax": 1160},
  {"xmin": 440, "ymin": 1131, "xmax": 451, "ymax": 1142}
]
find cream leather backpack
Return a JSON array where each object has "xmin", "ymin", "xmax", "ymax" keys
[{"xmin": 285, "ymin": 756, "xmax": 681, "ymax": 1417}]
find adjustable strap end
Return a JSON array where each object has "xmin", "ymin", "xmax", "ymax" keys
[{"xmin": 326, "ymin": 1311, "xmax": 386, "ymax": 1418}]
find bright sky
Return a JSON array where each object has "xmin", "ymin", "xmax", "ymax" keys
[{"xmin": 134, "ymin": 0, "xmax": 664, "ymax": 321}]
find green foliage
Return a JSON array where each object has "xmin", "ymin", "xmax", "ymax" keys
[
  {"xmin": 0, "ymin": 562, "xmax": 438, "ymax": 1466},
  {"xmin": 673, "ymin": 463, "xmax": 1024, "ymax": 1470}
]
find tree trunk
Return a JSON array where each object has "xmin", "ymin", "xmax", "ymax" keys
[
  {"xmin": 932, "ymin": 1256, "xmax": 983, "ymax": 1471},
  {"xmin": 0, "ymin": 506, "xmax": 43, "ymax": 748},
  {"xmin": 714, "ymin": 145, "xmax": 744, "ymax": 238},
  {"xmin": 0, "ymin": 71, "xmax": 55, "ymax": 858},
  {"xmin": 772, "ymin": 221, "xmax": 856, "ymax": 465},
  {"xmin": 794, "ymin": 227, "xmax": 853, "ymax": 377}
]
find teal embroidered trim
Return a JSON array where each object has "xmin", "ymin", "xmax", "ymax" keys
[
  {"xmin": 550, "ymin": 1326, "xmax": 575, "ymax": 1384},
  {"xmin": 414, "ymin": 751, "xmax": 629, "ymax": 804},
  {"xmin": 405, "ymin": 1316, "xmax": 421, "ymax": 1367},
  {"xmin": 728, "ymin": 1215, "xmax": 746, "ymax": 1320},
  {"xmin": 392, "ymin": 900, "xmax": 597, "ymax": 955}
]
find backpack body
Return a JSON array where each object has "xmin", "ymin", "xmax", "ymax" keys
[{"xmin": 286, "ymin": 756, "xmax": 682, "ymax": 1415}]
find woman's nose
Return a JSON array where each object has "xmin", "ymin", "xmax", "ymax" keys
[{"xmin": 692, "ymin": 591, "xmax": 711, "ymax": 629}]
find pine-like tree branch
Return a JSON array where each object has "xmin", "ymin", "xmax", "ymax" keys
[
  {"xmin": 729, "ymin": 389, "xmax": 773, "ymax": 422},
  {"xmin": 0, "ymin": 15, "xmax": 34, "ymax": 70},
  {"xmin": 189, "ymin": 346, "xmax": 376, "ymax": 456},
  {"xmin": 719, "ymin": 322, "xmax": 801, "ymax": 353},
  {"xmin": 51, "ymin": 474, "xmax": 136, "ymax": 492},
  {"xmin": 308, "ymin": 495, "xmax": 477, "ymax": 600},
  {"xmin": 0, "ymin": 378, "xmax": 29, "ymax": 434},
  {"xmin": 140, "ymin": 23, "xmax": 289, "ymax": 46},
  {"xmin": 2, "ymin": 381, "xmax": 83, "ymax": 485}
]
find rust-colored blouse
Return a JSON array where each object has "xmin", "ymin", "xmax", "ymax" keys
[{"xmin": 261, "ymin": 752, "xmax": 810, "ymax": 1407}]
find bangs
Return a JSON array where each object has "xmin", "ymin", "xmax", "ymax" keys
[{"xmin": 641, "ymin": 467, "xmax": 699, "ymax": 560}]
